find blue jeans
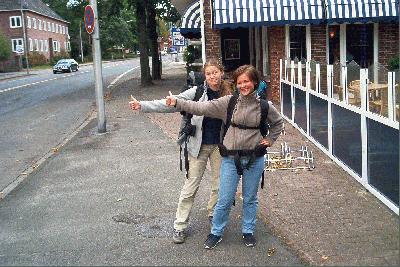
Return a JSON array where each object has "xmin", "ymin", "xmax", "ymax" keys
[{"xmin": 211, "ymin": 156, "xmax": 265, "ymax": 236}]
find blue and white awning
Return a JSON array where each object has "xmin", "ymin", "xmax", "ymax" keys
[
  {"xmin": 325, "ymin": 0, "xmax": 399, "ymax": 23},
  {"xmin": 180, "ymin": 1, "xmax": 201, "ymax": 36},
  {"xmin": 213, "ymin": 0, "xmax": 325, "ymax": 28}
]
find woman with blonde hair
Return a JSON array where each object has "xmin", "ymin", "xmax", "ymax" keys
[{"xmin": 129, "ymin": 58, "xmax": 232, "ymax": 244}]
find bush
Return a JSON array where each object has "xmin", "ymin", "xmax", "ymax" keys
[
  {"xmin": 50, "ymin": 50, "xmax": 70, "ymax": 65},
  {"xmin": 0, "ymin": 32, "xmax": 11, "ymax": 61},
  {"xmin": 28, "ymin": 52, "xmax": 47, "ymax": 66},
  {"xmin": 388, "ymin": 56, "xmax": 399, "ymax": 71},
  {"xmin": 183, "ymin": 45, "xmax": 201, "ymax": 66}
]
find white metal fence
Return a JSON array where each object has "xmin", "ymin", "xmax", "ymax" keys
[{"xmin": 279, "ymin": 58, "xmax": 399, "ymax": 214}]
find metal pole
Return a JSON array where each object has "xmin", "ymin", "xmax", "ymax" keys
[
  {"xmin": 79, "ymin": 20, "xmax": 84, "ymax": 63},
  {"xmin": 90, "ymin": 0, "xmax": 106, "ymax": 133},
  {"xmin": 20, "ymin": 0, "xmax": 29, "ymax": 74}
]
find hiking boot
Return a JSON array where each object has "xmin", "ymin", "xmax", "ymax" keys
[
  {"xmin": 204, "ymin": 234, "xmax": 222, "ymax": 249},
  {"xmin": 173, "ymin": 230, "xmax": 186, "ymax": 244},
  {"xmin": 242, "ymin": 233, "xmax": 256, "ymax": 247}
]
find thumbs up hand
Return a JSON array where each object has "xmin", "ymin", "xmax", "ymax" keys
[
  {"xmin": 166, "ymin": 91, "xmax": 177, "ymax": 107},
  {"xmin": 129, "ymin": 95, "xmax": 141, "ymax": 110}
]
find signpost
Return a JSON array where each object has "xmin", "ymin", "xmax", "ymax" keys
[{"xmin": 85, "ymin": 2, "xmax": 106, "ymax": 133}]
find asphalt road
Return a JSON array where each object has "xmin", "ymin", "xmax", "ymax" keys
[{"xmin": 0, "ymin": 57, "xmax": 169, "ymax": 196}]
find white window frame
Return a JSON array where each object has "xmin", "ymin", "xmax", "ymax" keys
[
  {"xmin": 29, "ymin": 38, "xmax": 33, "ymax": 51},
  {"xmin": 27, "ymin": 16, "xmax": 31, "ymax": 28},
  {"xmin": 10, "ymin": 16, "xmax": 22, "ymax": 28},
  {"xmin": 47, "ymin": 21, "xmax": 51, "ymax": 31},
  {"xmin": 40, "ymin": 40, "xmax": 44, "ymax": 51},
  {"xmin": 52, "ymin": 23, "xmax": 55, "ymax": 32},
  {"xmin": 67, "ymin": 41, "xmax": 71, "ymax": 51},
  {"xmin": 34, "ymin": 39, "xmax": 39, "ymax": 51},
  {"xmin": 32, "ymin": 18, "xmax": 37, "ymax": 29},
  {"xmin": 45, "ymin": 40, "xmax": 48, "ymax": 52},
  {"xmin": 62, "ymin": 26, "xmax": 65, "ymax": 35},
  {"xmin": 66, "ymin": 27, "xmax": 68, "ymax": 35},
  {"xmin": 53, "ymin": 40, "xmax": 59, "ymax": 52},
  {"xmin": 55, "ymin": 24, "xmax": 59, "ymax": 33},
  {"xmin": 11, "ymin": 38, "xmax": 23, "ymax": 52},
  {"xmin": 38, "ymin": 19, "xmax": 42, "ymax": 30},
  {"xmin": 43, "ymin": 20, "xmax": 47, "ymax": 31}
]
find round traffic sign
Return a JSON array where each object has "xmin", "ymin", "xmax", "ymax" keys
[{"xmin": 84, "ymin": 5, "xmax": 95, "ymax": 34}]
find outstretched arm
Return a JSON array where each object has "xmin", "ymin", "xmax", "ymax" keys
[{"xmin": 166, "ymin": 91, "xmax": 230, "ymax": 122}]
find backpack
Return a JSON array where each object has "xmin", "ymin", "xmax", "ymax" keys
[
  {"xmin": 220, "ymin": 92, "xmax": 270, "ymax": 189},
  {"xmin": 177, "ymin": 84, "xmax": 205, "ymax": 178}
]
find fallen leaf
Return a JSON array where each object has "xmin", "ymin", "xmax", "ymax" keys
[
  {"xmin": 322, "ymin": 255, "xmax": 328, "ymax": 260},
  {"xmin": 117, "ymin": 198, "xmax": 122, "ymax": 202},
  {"xmin": 21, "ymin": 172, "xmax": 28, "ymax": 175},
  {"xmin": 51, "ymin": 147, "xmax": 59, "ymax": 153},
  {"xmin": 267, "ymin": 247, "xmax": 276, "ymax": 257}
]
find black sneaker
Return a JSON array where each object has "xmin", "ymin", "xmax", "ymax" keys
[
  {"xmin": 204, "ymin": 234, "xmax": 222, "ymax": 249},
  {"xmin": 173, "ymin": 230, "xmax": 186, "ymax": 244},
  {"xmin": 242, "ymin": 233, "xmax": 256, "ymax": 247}
]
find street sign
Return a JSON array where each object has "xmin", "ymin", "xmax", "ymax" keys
[
  {"xmin": 15, "ymin": 45, "xmax": 24, "ymax": 55},
  {"xmin": 171, "ymin": 28, "xmax": 185, "ymax": 46},
  {"xmin": 84, "ymin": 5, "xmax": 95, "ymax": 34}
]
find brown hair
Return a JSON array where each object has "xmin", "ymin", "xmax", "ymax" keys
[
  {"xmin": 232, "ymin": 65, "xmax": 261, "ymax": 91},
  {"xmin": 203, "ymin": 58, "xmax": 233, "ymax": 97}
]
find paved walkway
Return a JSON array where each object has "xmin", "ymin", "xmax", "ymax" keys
[
  {"xmin": 0, "ymin": 61, "xmax": 398, "ymax": 266},
  {"xmin": 129, "ymin": 62, "xmax": 399, "ymax": 266}
]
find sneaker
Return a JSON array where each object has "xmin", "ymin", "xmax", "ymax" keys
[
  {"xmin": 173, "ymin": 230, "xmax": 186, "ymax": 244},
  {"xmin": 208, "ymin": 216, "xmax": 213, "ymax": 224},
  {"xmin": 204, "ymin": 234, "xmax": 222, "ymax": 249},
  {"xmin": 242, "ymin": 233, "xmax": 256, "ymax": 247}
]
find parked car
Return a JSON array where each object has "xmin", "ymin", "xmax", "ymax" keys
[
  {"xmin": 53, "ymin": 59, "xmax": 79, "ymax": 74},
  {"xmin": 168, "ymin": 48, "xmax": 177, "ymax": 54}
]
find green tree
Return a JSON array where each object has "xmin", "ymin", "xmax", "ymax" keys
[{"xmin": 0, "ymin": 32, "xmax": 11, "ymax": 61}]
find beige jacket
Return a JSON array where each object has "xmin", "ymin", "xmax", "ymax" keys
[{"xmin": 176, "ymin": 91, "xmax": 284, "ymax": 151}]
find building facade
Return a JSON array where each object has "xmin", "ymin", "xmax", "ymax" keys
[{"xmin": 0, "ymin": 0, "xmax": 70, "ymax": 72}]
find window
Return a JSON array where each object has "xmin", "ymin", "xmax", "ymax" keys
[
  {"xmin": 346, "ymin": 24, "xmax": 374, "ymax": 68},
  {"xmin": 40, "ymin": 40, "xmax": 44, "ymax": 51},
  {"xmin": 11, "ymin": 39, "xmax": 23, "ymax": 52},
  {"xmin": 66, "ymin": 27, "xmax": 68, "ymax": 35},
  {"xmin": 66, "ymin": 41, "xmax": 71, "ymax": 51},
  {"xmin": 55, "ymin": 24, "xmax": 59, "ymax": 33},
  {"xmin": 62, "ymin": 26, "xmax": 65, "ymax": 35},
  {"xmin": 45, "ymin": 40, "xmax": 48, "ymax": 52},
  {"xmin": 27, "ymin": 16, "xmax": 31, "ymax": 28},
  {"xmin": 29, "ymin": 38, "xmax": 33, "ymax": 51},
  {"xmin": 38, "ymin": 19, "xmax": 42, "ymax": 30},
  {"xmin": 34, "ymin": 39, "xmax": 39, "ymax": 51},
  {"xmin": 289, "ymin": 26, "xmax": 306, "ymax": 61},
  {"xmin": 43, "ymin": 20, "xmax": 47, "ymax": 31},
  {"xmin": 10, "ymin": 16, "xmax": 22, "ymax": 28},
  {"xmin": 53, "ymin": 40, "xmax": 59, "ymax": 52},
  {"xmin": 52, "ymin": 23, "xmax": 55, "ymax": 32},
  {"xmin": 47, "ymin": 21, "xmax": 51, "ymax": 31},
  {"xmin": 32, "ymin": 18, "xmax": 37, "ymax": 29}
]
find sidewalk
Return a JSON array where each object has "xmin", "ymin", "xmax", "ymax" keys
[
  {"xmin": 121, "ymin": 62, "xmax": 399, "ymax": 265},
  {"xmin": 0, "ymin": 61, "xmax": 398, "ymax": 265}
]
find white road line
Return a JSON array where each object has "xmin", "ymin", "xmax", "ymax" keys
[
  {"xmin": 107, "ymin": 66, "xmax": 139, "ymax": 88},
  {"xmin": 0, "ymin": 71, "xmax": 91, "ymax": 94}
]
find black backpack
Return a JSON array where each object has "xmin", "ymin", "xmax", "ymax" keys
[{"xmin": 220, "ymin": 93, "xmax": 270, "ymax": 189}]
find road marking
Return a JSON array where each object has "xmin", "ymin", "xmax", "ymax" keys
[
  {"xmin": 107, "ymin": 66, "xmax": 139, "ymax": 88},
  {"xmin": 0, "ymin": 71, "xmax": 91, "ymax": 94}
]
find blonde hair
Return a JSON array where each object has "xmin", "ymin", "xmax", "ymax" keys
[{"xmin": 203, "ymin": 58, "xmax": 232, "ymax": 97}]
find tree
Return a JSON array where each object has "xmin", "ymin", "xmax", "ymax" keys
[
  {"xmin": 0, "ymin": 32, "xmax": 11, "ymax": 61},
  {"xmin": 147, "ymin": 1, "xmax": 160, "ymax": 80}
]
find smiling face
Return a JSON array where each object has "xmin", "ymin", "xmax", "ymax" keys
[
  {"xmin": 204, "ymin": 65, "xmax": 223, "ymax": 90},
  {"xmin": 236, "ymin": 72, "xmax": 255, "ymax": 96}
]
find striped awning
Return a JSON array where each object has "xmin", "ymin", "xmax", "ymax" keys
[
  {"xmin": 180, "ymin": 1, "xmax": 201, "ymax": 36},
  {"xmin": 325, "ymin": 0, "xmax": 399, "ymax": 23},
  {"xmin": 213, "ymin": 0, "xmax": 325, "ymax": 28}
]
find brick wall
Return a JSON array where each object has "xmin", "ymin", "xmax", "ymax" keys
[
  {"xmin": 268, "ymin": 26, "xmax": 285, "ymax": 103},
  {"xmin": 379, "ymin": 23, "xmax": 399, "ymax": 69},
  {"xmin": 311, "ymin": 25, "xmax": 328, "ymax": 94},
  {"xmin": 203, "ymin": 0, "xmax": 221, "ymax": 61}
]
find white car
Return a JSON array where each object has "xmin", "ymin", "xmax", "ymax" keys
[{"xmin": 53, "ymin": 59, "xmax": 79, "ymax": 74}]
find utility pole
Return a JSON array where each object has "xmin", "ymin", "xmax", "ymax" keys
[
  {"xmin": 88, "ymin": 0, "xmax": 106, "ymax": 133},
  {"xmin": 20, "ymin": 0, "xmax": 29, "ymax": 74},
  {"xmin": 79, "ymin": 20, "xmax": 84, "ymax": 63}
]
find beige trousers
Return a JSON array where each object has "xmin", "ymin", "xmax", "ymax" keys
[{"xmin": 174, "ymin": 144, "xmax": 221, "ymax": 231}]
